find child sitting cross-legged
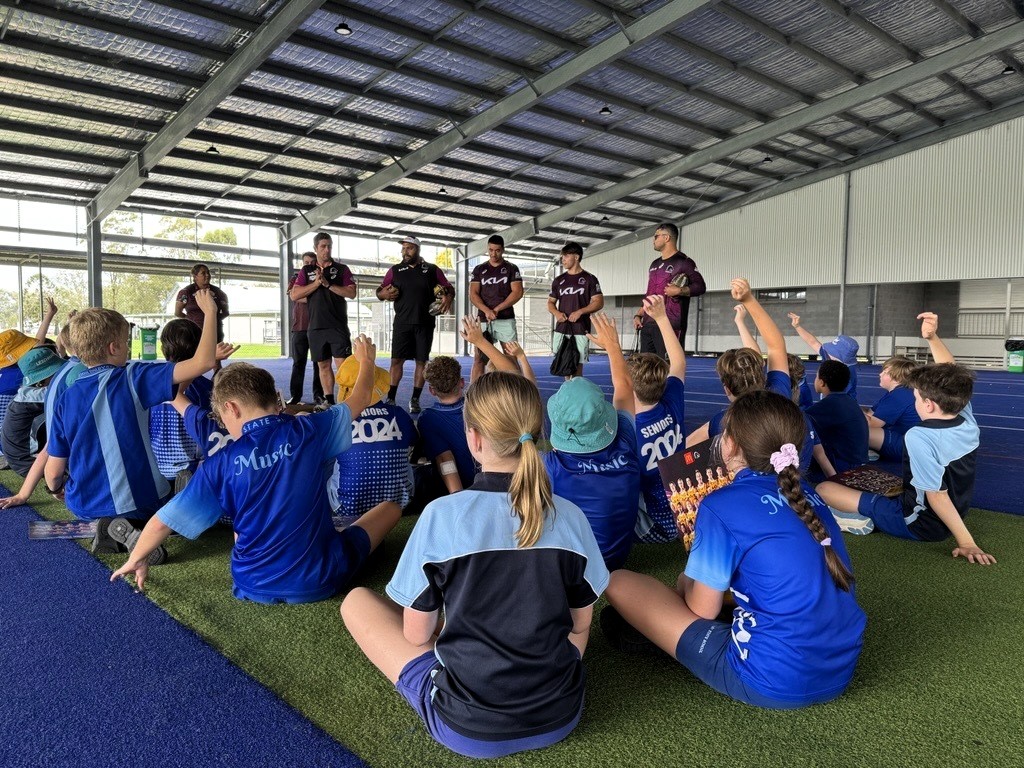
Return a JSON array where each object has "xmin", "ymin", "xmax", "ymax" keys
[
  {"xmin": 341, "ymin": 371, "xmax": 608, "ymax": 759},
  {"xmin": 111, "ymin": 336, "xmax": 404, "ymax": 602},
  {"xmin": 864, "ymin": 356, "xmax": 920, "ymax": 462},
  {"xmin": 46, "ymin": 293, "xmax": 220, "ymax": 562},
  {"xmin": 805, "ymin": 360, "xmax": 869, "ymax": 479},
  {"xmin": 417, "ymin": 355, "xmax": 475, "ymax": 493},
  {"xmin": 544, "ymin": 313, "xmax": 641, "ymax": 571},
  {"xmin": 630, "ymin": 295, "xmax": 686, "ymax": 544},
  {"xmin": 817, "ymin": 313, "xmax": 995, "ymax": 564},
  {"xmin": 603, "ymin": 390, "xmax": 867, "ymax": 709}
]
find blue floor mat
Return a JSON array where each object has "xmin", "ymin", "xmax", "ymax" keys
[{"xmin": 0, "ymin": 503, "xmax": 366, "ymax": 768}]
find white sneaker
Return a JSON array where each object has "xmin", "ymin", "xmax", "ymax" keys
[{"xmin": 830, "ymin": 507, "xmax": 875, "ymax": 535}]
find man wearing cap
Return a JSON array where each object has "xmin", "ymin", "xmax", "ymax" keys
[
  {"xmin": 469, "ymin": 235, "xmax": 524, "ymax": 382},
  {"xmin": 632, "ymin": 222, "xmax": 705, "ymax": 358},
  {"xmin": 289, "ymin": 232, "xmax": 357, "ymax": 408},
  {"xmin": 1, "ymin": 347, "xmax": 66, "ymax": 476},
  {"xmin": 787, "ymin": 313, "xmax": 860, "ymax": 399},
  {"xmin": 375, "ymin": 235, "xmax": 453, "ymax": 414}
]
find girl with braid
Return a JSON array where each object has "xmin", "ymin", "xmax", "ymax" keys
[
  {"xmin": 604, "ymin": 390, "xmax": 866, "ymax": 709},
  {"xmin": 342, "ymin": 372, "xmax": 608, "ymax": 758}
]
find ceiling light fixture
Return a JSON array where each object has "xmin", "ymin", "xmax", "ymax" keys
[
  {"xmin": 335, "ymin": 21, "xmax": 353, "ymax": 36},
  {"xmin": 600, "ymin": 215, "xmax": 609, "ymax": 222},
  {"xmin": 599, "ymin": 105, "xmax": 612, "ymax": 116},
  {"xmin": 439, "ymin": 186, "xmax": 448, "ymax": 195},
  {"xmin": 762, "ymin": 155, "xmax": 772, "ymax": 163},
  {"xmin": 1002, "ymin": 64, "xmax": 1015, "ymax": 75},
  {"xmin": 206, "ymin": 145, "xmax": 219, "ymax": 154}
]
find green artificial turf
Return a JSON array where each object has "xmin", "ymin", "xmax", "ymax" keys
[{"xmin": 10, "ymin": 469, "xmax": 1023, "ymax": 768}]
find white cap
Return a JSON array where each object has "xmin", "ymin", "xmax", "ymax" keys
[{"xmin": 400, "ymin": 235, "xmax": 421, "ymax": 247}]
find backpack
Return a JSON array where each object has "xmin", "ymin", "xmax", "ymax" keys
[{"xmin": 550, "ymin": 333, "xmax": 580, "ymax": 377}]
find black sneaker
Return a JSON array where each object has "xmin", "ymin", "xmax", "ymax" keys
[
  {"xmin": 408, "ymin": 397, "xmax": 421, "ymax": 414},
  {"xmin": 384, "ymin": 397, "xmax": 396, "ymax": 406},
  {"xmin": 91, "ymin": 517, "xmax": 122, "ymax": 555},
  {"xmin": 106, "ymin": 517, "xmax": 168, "ymax": 566},
  {"xmin": 600, "ymin": 605, "xmax": 659, "ymax": 655},
  {"xmin": 285, "ymin": 396, "xmax": 301, "ymax": 407}
]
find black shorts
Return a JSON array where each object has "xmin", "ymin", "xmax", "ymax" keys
[
  {"xmin": 392, "ymin": 323, "xmax": 434, "ymax": 362},
  {"xmin": 308, "ymin": 326, "xmax": 352, "ymax": 362}
]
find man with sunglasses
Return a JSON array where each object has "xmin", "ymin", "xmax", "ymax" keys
[{"xmin": 632, "ymin": 223, "xmax": 705, "ymax": 357}]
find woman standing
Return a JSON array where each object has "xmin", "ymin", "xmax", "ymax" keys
[{"xmin": 176, "ymin": 263, "xmax": 229, "ymax": 342}]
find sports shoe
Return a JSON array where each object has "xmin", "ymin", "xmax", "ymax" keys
[
  {"xmin": 384, "ymin": 397, "xmax": 396, "ymax": 406},
  {"xmin": 285, "ymin": 396, "xmax": 301, "ymax": 407},
  {"xmin": 600, "ymin": 605, "xmax": 659, "ymax": 655},
  {"xmin": 829, "ymin": 507, "xmax": 875, "ymax": 535},
  {"xmin": 408, "ymin": 397, "xmax": 421, "ymax": 414},
  {"xmin": 313, "ymin": 400, "xmax": 331, "ymax": 412},
  {"xmin": 103, "ymin": 517, "xmax": 169, "ymax": 565},
  {"xmin": 867, "ymin": 450, "xmax": 880, "ymax": 462}
]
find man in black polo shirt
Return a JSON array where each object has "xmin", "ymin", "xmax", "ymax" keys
[
  {"xmin": 288, "ymin": 232, "xmax": 356, "ymax": 407},
  {"xmin": 376, "ymin": 235, "xmax": 452, "ymax": 413},
  {"xmin": 469, "ymin": 235, "xmax": 523, "ymax": 382}
]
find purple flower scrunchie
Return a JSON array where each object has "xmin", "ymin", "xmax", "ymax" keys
[{"xmin": 769, "ymin": 443, "xmax": 800, "ymax": 473}]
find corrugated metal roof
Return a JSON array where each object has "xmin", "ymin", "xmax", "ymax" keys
[{"xmin": 0, "ymin": 0, "xmax": 1022, "ymax": 255}]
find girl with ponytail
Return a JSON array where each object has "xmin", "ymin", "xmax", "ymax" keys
[
  {"xmin": 342, "ymin": 371, "xmax": 609, "ymax": 758},
  {"xmin": 604, "ymin": 389, "xmax": 866, "ymax": 709}
]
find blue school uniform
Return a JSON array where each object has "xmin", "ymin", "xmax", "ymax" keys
[
  {"xmin": 48, "ymin": 362, "xmax": 175, "ymax": 520},
  {"xmin": 0, "ymin": 365, "xmax": 24, "ymax": 456},
  {"xmin": 158, "ymin": 406, "xmax": 369, "ymax": 604},
  {"xmin": 819, "ymin": 343, "xmax": 858, "ymax": 399},
  {"xmin": 43, "ymin": 356, "xmax": 85, "ymax": 436},
  {"xmin": 149, "ymin": 376, "xmax": 213, "ymax": 477},
  {"xmin": 709, "ymin": 372, "xmax": 818, "ymax": 475},
  {"xmin": 798, "ymin": 379, "xmax": 814, "ymax": 409},
  {"xmin": 544, "ymin": 412, "xmax": 640, "ymax": 570},
  {"xmin": 635, "ymin": 376, "xmax": 685, "ymax": 543},
  {"xmin": 806, "ymin": 393, "xmax": 869, "ymax": 475},
  {"xmin": 328, "ymin": 400, "xmax": 415, "ymax": 516},
  {"xmin": 871, "ymin": 386, "xmax": 919, "ymax": 460},
  {"xmin": 417, "ymin": 399, "xmax": 475, "ymax": 490},
  {"xmin": 387, "ymin": 472, "xmax": 608, "ymax": 753},
  {"xmin": 684, "ymin": 469, "xmax": 866, "ymax": 705},
  {"xmin": 183, "ymin": 403, "xmax": 234, "ymax": 461}
]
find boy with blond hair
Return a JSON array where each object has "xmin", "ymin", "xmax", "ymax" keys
[
  {"xmin": 418, "ymin": 356, "xmax": 475, "ymax": 493},
  {"xmin": 45, "ymin": 292, "xmax": 219, "ymax": 558},
  {"xmin": 865, "ymin": 356, "xmax": 920, "ymax": 461},
  {"xmin": 112, "ymin": 337, "xmax": 402, "ymax": 603},
  {"xmin": 818, "ymin": 313, "xmax": 994, "ymax": 564}
]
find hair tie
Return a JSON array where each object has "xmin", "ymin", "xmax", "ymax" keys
[
  {"xmin": 519, "ymin": 433, "xmax": 534, "ymax": 444},
  {"xmin": 769, "ymin": 443, "xmax": 800, "ymax": 473},
  {"xmin": 820, "ymin": 537, "xmax": 832, "ymax": 547}
]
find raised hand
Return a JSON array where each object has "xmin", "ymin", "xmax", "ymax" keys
[
  {"xmin": 194, "ymin": 288, "xmax": 218, "ymax": 316},
  {"xmin": 460, "ymin": 315, "xmax": 485, "ymax": 346},
  {"xmin": 730, "ymin": 278, "xmax": 751, "ymax": 302},
  {"xmin": 586, "ymin": 312, "xmax": 621, "ymax": 352},
  {"xmin": 502, "ymin": 341, "xmax": 525, "ymax": 358},
  {"xmin": 643, "ymin": 294, "xmax": 667, "ymax": 321},
  {"xmin": 215, "ymin": 343, "xmax": 241, "ymax": 361},
  {"xmin": 733, "ymin": 304, "xmax": 748, "ymax": 320},
  {"xmin": 917, "ymin": 312, "xmax": 939, "ymax": 340},
  {"xmin": 351, "ymin": 333, "xmax": 377, "ymax": 364},
  {"xmin": 787, "ymin": 312, "xmax": 801, "ymax": 328}
]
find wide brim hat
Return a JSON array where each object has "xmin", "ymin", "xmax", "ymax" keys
[
  {"xmin": 547, "ymin": 377, "xmax": 618, "ymax": 454},
  {"xmin": 0, "ymin": 330, "xmax": 37, "ymax": 369},
  {"xmin": 335, "ymin": 356, "xmax": 391, "ymax": 404},
  {"xmin": 18, "ymin": 347, "xmax": 65, "ymax": 385}
]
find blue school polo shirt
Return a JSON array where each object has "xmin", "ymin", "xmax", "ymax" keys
[
  {"xmin": 685, "ymin": 469, "xmax": 866, "ymax": 704},
  {"xmin": 48, "ymin": 362, "xmax": 175, "ymax": 520},
  {"xmin": 329, "ymin": 400, "xmax": 415, "ymax": 516},
  {"xmin": 806, "ymin": 393, "xmax": 869, "ymax": 474},
  {"xmin": 387, "ymin": 472, "xmax": 608, "ymax": 741},
  {"xmin": 150, "ymin": 376, "xmax": 213, "ymax": 477},
  {"xmin": 44, "ymin": 356, "xmax": 85, "ymax": 437},
  {"xmin": 544, "ymin": 411, "xmax": 640, "ymax": 570},
  {"xmin": 158, "ymin": 406, "xmax": 355, "ymax": 604},
  {"xmin": 417, "ymin": 399, "xmax": 476, "ymax": 490},
  {"xmin": 872, "ymin": 386, "xmax": 919, "ymax": 436},
  {"xmin": 634, "ymin": 376, "xmax": 685, "ymax": 543},
  {"xmin": 183, "ymin": 403, "xmax": 234, "ymax": 461}
]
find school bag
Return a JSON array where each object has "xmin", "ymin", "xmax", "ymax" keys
[{"xmin": 550, "ymin": 333, "xmax": 580, "ymax": 377}]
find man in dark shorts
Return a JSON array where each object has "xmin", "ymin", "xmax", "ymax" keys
[
  {"xmin": 376, "ymin": 235, "xmax": 453, "ymax": 413},
  {"xmin": 632, "ymin": 222, "xmax": 705, "ymax": 358},
  {"xmin": 469, "ymin": 235, "xmax": 523, "ymax": 382},
  {"xmin": 288, "ymin": 232, "xmax": 356, "ymax": 407},
  {"xmin": 548, "ymin": 241, "xmax": 603, "ymax": 378},
  {"xmin": 286, "ymin": 252, "xmax": 324, "ymax": 406}
]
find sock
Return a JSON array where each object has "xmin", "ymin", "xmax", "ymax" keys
[
  {"xmin": 412, "ymin": 386, "xmax": 423, "ymax": 400},
  {"xmin": 388, "ymin": 385, "xmax": 398, "ymax": 401},
  {"xmin": 325, "ymin": 394, "xmax": 335, "ymax": 405}
]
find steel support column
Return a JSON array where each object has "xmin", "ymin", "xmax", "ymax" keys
[{"xmin": 85, "ymin": 219, "xmax": 102, "ymax": 307}]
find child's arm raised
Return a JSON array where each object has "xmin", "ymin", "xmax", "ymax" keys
[
  {"xmin": 341, "ymin": 335, "xmax": 378, "ymax": 419},
  {"xmin": 918, "ymin": 312, "xmax": 955, "ymax": 364},
  {"xmin": 35, "ymin": 297, "xmax": 58, "ymax": 346},
  {"xmin": 645, "ymin": 295, "xmax": 686, "ymax": 381},
  {"xmin": 502, "ymin": 341, "xmax": 536, "ymax": 385},
  {"xmin": 461, "ymin": 316, "xmax": 517, "ymax": 374},
  {"xmin": 733, "ymin": 304, "xmax": 761, "ymax": 353},
  {"xmin": 787, "ymin": 312, "xmax": 823, "ymax": 355},
  {"xmin": 926, "ymin": 490, "xmax": 996, "ymax": 565},
  {"xmin": 172, "ymin": 289, "xmax": 218, "ymax": 384},
  {"xmin": 735, "ymin": 278, "xmax": 786, "ymax": 374},
  {"xmin": 587, "ymin": 313, "xmax": 634, "ymax": 415}
]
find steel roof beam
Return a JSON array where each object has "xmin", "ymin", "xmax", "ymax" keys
[
  {"xmin": 280, "ymin": 0, "xmax": 716, "ymax": 242},
  {"xmin": 926, "ymin": 0, "xmax": 1024, "ymax": 77},
  {"xmin": 85, "ymin": 0, "xmax": 328, "ymax": 223},
  {"xmin": 588, "ymin": 94, "xmax": 1024, "ymax": 257},
  {"xmin": 472, "ymin": 21, "xmax": 1024, "ymax": 255}
]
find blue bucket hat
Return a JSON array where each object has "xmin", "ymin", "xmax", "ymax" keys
[
  {"xmin": 17, "ymin": 347, "xmax": 64, "ymax": 386},
  {"xmin": 547, "ymin": 377, "xmax": 617, "ymax": 454},
  {"xmin": 820, "ymin": 335, "xmax": 859, "ymax": 366}
]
